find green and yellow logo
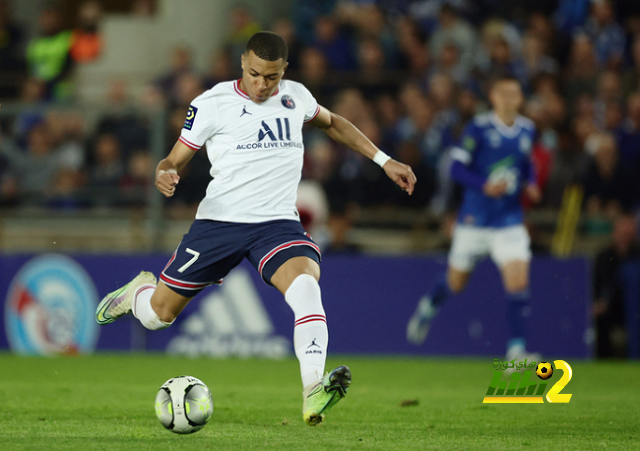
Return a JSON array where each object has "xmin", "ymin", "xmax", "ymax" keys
[{"xmin": 483, "ymin": 359, "xmax": 573, "ymax": 404}]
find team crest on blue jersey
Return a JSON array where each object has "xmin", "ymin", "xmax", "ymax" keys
[
  {"xmin": 487, "ymin": 130, "xmax": 502, "ymax": 148},
  {"xmin": 184, "ymin": 105, "xmax": 198, "ymax": 130},
  {"xmin": 281, "ymin": 95, "xmax": 296, "ymax": 109},
  {"xmin": 519, "ymin": 135, "xmax": 532, "ymax": 154}
]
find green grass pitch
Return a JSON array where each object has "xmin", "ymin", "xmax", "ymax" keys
[{"xmin": 0, "ymin": 354, "xmax": 638, "ymax": 450}]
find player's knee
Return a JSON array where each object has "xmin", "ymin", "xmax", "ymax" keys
[
  {"xmin": 506, "ymin": 281, "xmax": 528, "ymax": 294},
  {"xmin": 155, "ymin": 306, "xmax": 178, "ymax": 324},
  {"xmin": 298, "ymin": 260, "xmax": 320, "ymax": 280},
  {"xmin": 449, "ymin": 283, "xmax": 465, "ymax": 294},
  {"xmin": 272, "ymin": 257, "xmax": 320, "ymax": 294},
  {"xmin": 447, "ymin": 272, "xmax": 468, "ymax": 294},
  {"xmin": 150, "ymin": 301, "xmax": 179, "ymax": 324}
]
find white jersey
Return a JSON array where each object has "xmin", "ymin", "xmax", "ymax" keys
[{"xmin": 179, "ymin": 79, "xmax": 320, "ymax": 223}]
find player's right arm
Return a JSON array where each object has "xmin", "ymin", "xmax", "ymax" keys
[
  {"xmin": 450, "ymin": 122, "xmax": 507, "ymax": 198},
  {"xmin": 156, "ymin": 95, "xmax": 217, "ymax": 198},
  {"xmin": 155, "ymin": 141, "xmax": 197, "ymax": 198}
]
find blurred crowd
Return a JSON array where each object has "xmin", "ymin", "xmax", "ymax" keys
[{"xmin": 2, "ymin": 0, "xmax": 640, "ymax": 228}]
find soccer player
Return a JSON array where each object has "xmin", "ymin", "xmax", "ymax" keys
[
  {"xmin": 406, "ymin": 75, "xmax": 541, "ymax": 363},
  {"xmin": 95, "ymin": 31, "xmax": 417, "ymax": 425}
]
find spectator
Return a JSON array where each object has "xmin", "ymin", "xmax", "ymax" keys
[
  {"xmin": 47, "ymin": 168, "xmax": 85, "ymax": 210},
  {"xmin": 271, "ymin": 18, "xmax": 303, "ymax": 72},
  {"xmin": 544, "ymin": 130, "xmax": 590, "ymax": 208},
  {"xmin": 93, "ymin": 80, "xmax": 149, "ymax": 159},
  {"xmin": 131, "ymin": 0, "xmax": 155, "ymax": 17},
  {"xmin": 583, "ymin": 133, "xmax": 638, "ymax": 221},
  {"xmin": 621, "ymin": 35, "xmax": 640, "ymax": 99},
  {"xmin": 295, "ymin": 47, "xmax": 338, "ymax": 107},
  {"xmin": 407, "ymin": 0, "xmax": 474, "ymax": 33},
  {"xmin": 120, "ymin": 150, "xmax": 154, "ymax": 206},
  {"xmin": 296, "ymin": 180, "xmax": 330, "ymax": 250},
  {"xmin": 174, "ymin": 73, "xmax": 204, "ymax": 109},
  {"xmin": 70, "ymin": 0, "xmax": 103, "ymax": 63},
  {"xmin": 346, "ymin": 4, "xmax": 400, "ymax": 69},
  {"xmin": 582, "ymin": 0, "xmax": 625, "ymax": 69},
  {"xmin": 395, "ymin": 16, "xmax": 429, "ymax": 77},
  {"xmin": 523, "ymin": 99, "xmax": 554, "ymax": 208},
  {"xmin": 14, "ymin": 78, "xmax": 46, "ymax": 144},
  {"xmin": 396, "ymin": 95, "xmax": 440, "ymax": 168},
  {"xmin": 429, "ymin": 4, "xmax": 477, "ymax": 73},
  {"xmin": 26, "ymin": 7, "xmax": 73, "ymax": 101},
  {"xmin": 203, "ymin": 48, "xmax": 234, "ymax": 89},
  {"xmin": 3, "ymin": 123, "xmax": 64, "ymax": 204},
  {"xmin": 355, "ymin": 38, "xmax": 396, "ymax": 98},
  {"xmin": 89, "ymin": 134, "xmax": 125, "ymax": 195},
  {"xmin": 479, "ymin": 36, "xmax": 528, "ymax": 89},
  {"xmin": 225, "ymin": 6, "xmax": 261, "ymax": 74},
  {"xmin": 155, "ymin": 46, "xmax": 195, "ymax": 105},
  {"xmin": 615, "ymin": 91, "xmax": 640, "ymax": 168},
  {"xmin": 554, "ymin": 0, "xmax": 591, "ymax": 36},
  {"xmin": 47, "ymin": 111, "xmax": 85, "ymax": 171},
  {"xmin": 374, "ymin": 93, "xmax": 403, "ymax": 153},
  {"xmin": 521, "ymin": 32, "xmax": 558, "ymax": 86},
  {"xmin": 593, "ymin": 215, "xmax": 640, "ymax": 358},
  {"xmin": 430, "ymin": 42, "xmax": 468, "ymax": 85},
  {"xmin": 314, "ymin": 15, "xmax": 356, "ymax": 71},
  {"xmin": 0, "ymin": 0, "xmax": 26, "ymax": 99},
  {"xmin": 593, "ymin": 70, "xmax": 622, "ymax": 129},
  {"xmin": 526, "ymin": 92, "xmax": 562, "ymax": 153},
  {"xmin": 527, "ymin": 13, "xmax": 557, "ymax": 59},
  {"xmin": 563, "ymin": 33, "xmax": 600, "ymax": 108}
]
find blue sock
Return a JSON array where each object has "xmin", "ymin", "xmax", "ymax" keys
[
  {"xmin": 506, "ymin": 290, "xmax": 530, "ymax": 350},
  {"xmin": 429, "ymin": 275, "xmax": 452, "ymax": 308}
]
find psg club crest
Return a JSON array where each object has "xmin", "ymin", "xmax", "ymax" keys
[
  {"xmin": 281, "ymin": 95, "xmax": 296, "ymax": 109},
  {"xmin": 4, "ymin": 254, "xmax": 99, "ymax": 355}
]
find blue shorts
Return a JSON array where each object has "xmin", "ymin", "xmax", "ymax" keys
[{"xmin": 160, "ymin": 219, "xmax": 321, "ymax": 297}]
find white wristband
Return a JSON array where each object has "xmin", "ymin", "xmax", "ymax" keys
[
  {"xmin": 158, "ymin": 169, "xmax": 177, "ymax": 176},
  {"xmin": 372, "ymin": 150, "xmax": 391, "ymax": 168}
]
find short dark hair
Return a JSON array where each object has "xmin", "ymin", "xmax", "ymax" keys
[
  {"xmin": 245, "ymin": 31, "xmax": 288, "ymax": 62},
  {"xmin": 490, "ymin": 74, "xmax": 521, "ymax": 89}
]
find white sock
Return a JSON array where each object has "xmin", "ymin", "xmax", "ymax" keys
[
  {"xmin": 131, "ymin": 284, "xmax": 172, "ymax": 330},
  {"xmin": 284, "ymin": 274, "xmax": 328, "ymax": 387}
]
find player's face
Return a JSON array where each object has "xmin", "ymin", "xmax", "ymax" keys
[
  {"xmin": 241, "ymin": 51, "xmax": 288, "ymax": 104},
  {"xmin": 489, "ymin": 80, "xmax": 523, "ymax": 116}
]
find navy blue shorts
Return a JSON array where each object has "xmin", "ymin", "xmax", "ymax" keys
[{"xmin": 160, "ymin": 219, "xmax": 321, "ymax": 297}]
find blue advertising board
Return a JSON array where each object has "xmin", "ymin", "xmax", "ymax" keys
[{"xmin": 0, "ymin": 254, "xmax": 591, "ymax": 358}]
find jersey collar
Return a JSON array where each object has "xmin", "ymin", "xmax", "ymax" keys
[
  {"xmin": 490, "ymin": 112, "xmax": 522, "ymax": 139},
  {"xmin": 234, "ymin": 79, "xmax": 280, "ymax": 101}
]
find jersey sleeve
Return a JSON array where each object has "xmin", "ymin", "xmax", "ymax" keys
[
  {"xmin": 301, "ymin": 86, "xmax": 320, "ymax": 123},
  {"xmin": 450, "ymin": 122, "xmax": 479, "ymax": 165},
  {"xmin": 179, "ymin": 95, "xmax": 218, "ymax": 151}
]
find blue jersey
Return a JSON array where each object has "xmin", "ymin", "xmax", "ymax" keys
[{"xmin": 451, "ymin": 112, "xmax": 536, "ymax": 228}]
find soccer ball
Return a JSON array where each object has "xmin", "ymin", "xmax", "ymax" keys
[
  {"xmin": 155, "ymin": 375, "xmax": 214, "ymax": 434},
  {"xmin": 535, "ymin": 362, "xmax": 553, "ymax": 380}
]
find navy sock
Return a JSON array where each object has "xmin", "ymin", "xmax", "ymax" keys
[
  {"xmin": 506, "ymin": 290, "xmax": 530, "ymax": 349},
  {"xmin": 429, "ymin": 275, "xmax": 452, "ymax": 308}
]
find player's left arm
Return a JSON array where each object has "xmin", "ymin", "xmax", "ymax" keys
[
  {"xmin": 309, "ymin": 106, "xmax": 416, "ymax": 195},
  {"xmin": 522, "ymin": 138, "xmax": 542, "ymax": 204}
]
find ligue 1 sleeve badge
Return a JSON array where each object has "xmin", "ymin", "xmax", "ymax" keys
[{"xmin": 281, "ymin": 95, "xmax": 296, "ymax": 109}]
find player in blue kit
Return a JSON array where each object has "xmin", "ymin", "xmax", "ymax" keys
[{"xmin": 407, "ymin": 75, "xmax": 541, "ymax": 362}]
